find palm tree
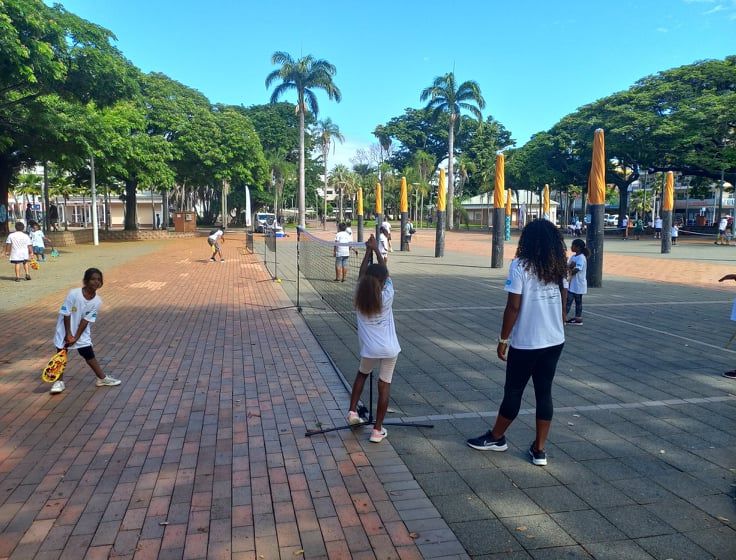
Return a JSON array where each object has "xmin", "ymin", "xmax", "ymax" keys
[
  {"xmin": 315, "ymin": 118, "xmax": 344, "ymax": 227},
  {"xmin": 420, "ymin": 72, "xmax": 485, "ymax": 229},
  {"xmin": 266, "ymin": 52, "xmax": 341, "ymax": 228}
]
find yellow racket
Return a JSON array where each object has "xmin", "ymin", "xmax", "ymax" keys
[{"xmin": 41, "ymin": 349, "xmax": 67, "ymax": 383}]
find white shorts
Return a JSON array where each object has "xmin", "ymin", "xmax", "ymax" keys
[{"xmin": 358, "ymin": 356, "xmax": 398, "ymax": 383}]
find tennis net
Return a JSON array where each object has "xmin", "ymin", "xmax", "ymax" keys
[{"xmin": 297, "ymin": 226, "xmax": 366, "ymax": 328}]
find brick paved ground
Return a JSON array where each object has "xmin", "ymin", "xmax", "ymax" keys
[{"xmin": 0, "ymin": 235, "xmax": 462, "ymax": 559}]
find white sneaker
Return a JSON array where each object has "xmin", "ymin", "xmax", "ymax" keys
[
  {"xmin": 95, "ymin": 376, "xmax": 121, "ymax": 387},
  {"xmin": 369, "ymin": 427, "xmax": 388, "ymax": 443},
  {"xmin": 50, "ymin": 380, "xmax": 65, "ymax": 394},
  {"xmin": 347, "ymin": 411, "xmax": 365, "ymax": 426}
]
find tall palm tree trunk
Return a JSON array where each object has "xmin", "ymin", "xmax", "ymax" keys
[
  {"xmin": 447, "ymin": 115, "xmax": 455, "ymax": 230},
  {"xmin": 298, "ymin": 102, "xmax": 306, "ymax": 229},
  {"xmin": 323, "ymin": 146, "xmax": 328, "ymax": 229}
]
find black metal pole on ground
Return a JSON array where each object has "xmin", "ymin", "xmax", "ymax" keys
[
  {"xmin": 661, "ymin": 210, "xmax": 672, "ymax": 253},
  {"xmin": 491, "ymin": 207, "xmax": 505, "ymax": 268},
  {"xmin": 357, "ymin": 215, "xmax": 364, "ymax": 242},
  {"xmin": 400, "ymin": 211, "xmax": 407, "ymax": 251},
  {"xmin": 586, "ymin": 204, "xmax": 604, "ymax": 287},
  {"xmin": 434, "ymin": 211, "xmax": 445, "ymax": 257},
  {"xmin": 305, "ymin": 370, "xmax": 434, "ymax": 437}
]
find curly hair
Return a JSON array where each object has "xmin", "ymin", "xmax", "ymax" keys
[{"xmin": 515, "ymin": 219, "xmax": 568, "ymax": 285}]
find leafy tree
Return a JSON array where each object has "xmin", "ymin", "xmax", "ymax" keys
[
  {"xmin": 266, "ymin": 51, "xmax": 341, "ymax": 227},
  {"xmin": 420, "ymin": 72, "xmax": 485, "ymax": 229},
  {"xmin": 0, "ymin": 0, "xmax": 137, "ymax": 232}
]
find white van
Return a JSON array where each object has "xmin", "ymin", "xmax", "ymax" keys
[{"xmin": 253, "ymin": 212, "xmax": 275, "ymax": 233}]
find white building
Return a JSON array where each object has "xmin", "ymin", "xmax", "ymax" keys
[{"xmin": 461, "ymin": 190, "xmax": 559, "ymax": 227}]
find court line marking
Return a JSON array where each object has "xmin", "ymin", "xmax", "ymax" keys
[
  {"xmin": 392, "ymin": 395, "xmax": 736, "ymax": 424},
  {"xmin": 585, "ymin": 308, "xmax": 736, "ymax": 354}
]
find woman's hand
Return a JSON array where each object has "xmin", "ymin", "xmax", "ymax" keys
[
  {"xmin": 365, "ymin": 235, "xmax": 377, "ymax": 251},
  {"xmin": 497, "ymin": 341, "xmax": 508, "ymax": 361}
]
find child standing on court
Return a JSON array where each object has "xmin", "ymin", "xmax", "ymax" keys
[
  {"xmin": 207, "ymin": 226, "xmax": 225, "ymax": 262},
  {"xmin": 346, "ymin": 235, "xmax": 400, "ymax": 443},
  {"xmin": 4, "ymin": 221, "xmax": 32, "ymax": 282},
  {"xmin": 50, "ymin": 268, "xmax": 120, "ymax": 394},
  {"xmin": 671, "ymin": 223, "xmax": 679, "ymax": 245},
  {"xmin": 378, "ymin": 226, "xmax": 390, "ymax": 263},
  {"xmin": 333, "ymin": 222, "xmax": 352, "ymax": 282},
  {"xmin": 29, "ymin": 222, "xmax": 51, "ymax": 261},
  {"xmin": 566, "ymin": 239, "xmax": 589, "ymax": 325}
]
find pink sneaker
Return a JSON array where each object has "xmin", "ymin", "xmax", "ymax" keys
[
  {"xmin": 347, "ymin": 411, "xmax": 364, "ymax": 426},
  {"xmin": 369, "ymin": 427, "xmax": 387, "ymax": 443}
]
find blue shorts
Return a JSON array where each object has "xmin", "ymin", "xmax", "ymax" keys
[
  {"xmin": 33, "ymin": 246, "xmax": 44, "ymax": 255},
  {"xmin": 335, "ymin": 256, "xmax": 349, "ymax": 268}
]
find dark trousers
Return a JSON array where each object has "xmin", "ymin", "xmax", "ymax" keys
[
  {"xmin": 499, "ymin": 344, "xmax": 564, "ymax": 422},
  {"xmin": 566, "ymin": 292, "xmax": 583, "ymax": 318}
]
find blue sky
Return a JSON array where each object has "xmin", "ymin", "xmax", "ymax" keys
[{"xmin": 58, "ymin": 0, "xmax": 735, "ymax": 168}]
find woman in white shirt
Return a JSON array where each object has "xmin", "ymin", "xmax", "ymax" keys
[
  {"xmin": 467, "ymin": 220, "xmax": 568, "ymax": 466},
  {"xmin": 346, "ymin": 235, "xmax": 400, "ymax": 443},
  {"xmin": 378, "ymin": 226, "xmax": 390, "ymax": 263}
]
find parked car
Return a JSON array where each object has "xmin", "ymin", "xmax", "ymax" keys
[
  {"xmin": 253, "ymin": 212, "xmax": 275, "ymax": 232},
  {"xmin": 604, "ymin": 213, "xmax": 618, "ymax": 226}
]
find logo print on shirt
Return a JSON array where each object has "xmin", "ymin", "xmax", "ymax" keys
[{"xmin": 71, "ymin": 306, "xmax": 77, "ymax": 312}]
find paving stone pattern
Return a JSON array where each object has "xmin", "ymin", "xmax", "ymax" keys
[
  {"xmin": 272, "ymin": 230, "xmax": 736, "ymax": 559},
  {"xmin": 0, "ymin": 236, "xmax": 467, "ymax": 559}
]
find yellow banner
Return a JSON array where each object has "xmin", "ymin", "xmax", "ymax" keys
[
  {"xmin": 494, "ymin": 153, "xmax": 505, "ymax": 208},
  {"xmin": 437, "ymin": 169, "xmax": 446, "ymax": 212},
  {"xmin": 357, "ymin": 187, "xmax": 363, "ymax": 215},
  {"xmin": 663, "ymin": 171, "xmax": 674, "ymax": 211},
  {"xmin": 375, "ymin": 182, "xmax": 382, "ymax": 215},
  {"xmin": 587, "ymin": 128, "xmax": 606, "ymax": 205},
  {"xmin": 543, "ymin": 184, "xmax": 550, "ymax": 215},
  {"xmin": 400, "ymin": 177, "xmax": 408, "ymax": 213},
  {"xmin": 505, "ymin": 189, "xmax": 512, "ymax": 216}
]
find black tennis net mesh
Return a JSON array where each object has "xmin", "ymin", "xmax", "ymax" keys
[{"xmin": 297, "ymin": 226, "xmax": 366, "ymax": 328}]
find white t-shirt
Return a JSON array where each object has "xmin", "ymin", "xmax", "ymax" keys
[
  {"xmin": 568, "ymin": 254, "xmax": 588, "ymax": 295},
  {"xmin": 345, "ymin": 227, "xmax": 353, "ymax": 238},
  {"xmin": 30, "ymin": 230, "xmax": 45, "ymax": 248},
  {"xmin": 53, "ymin": 288, "xmax": 102, "ymax": 349},
  {"xmin": 671, "ymin": 225, "xmax": 679, "ymax": 237},
  {"xmin": 356, "ymin": 278, "xmax": 401, "ymax": 358},
  {"xmin": 378, "ymin": 233, "xmax": 389, "ymax": 256},
  {"xmin": 504, "ymin": 258, "xmax": 565, "ymax": 350},
  {"xmin": 719, "ymin": 218, "xmax": 728, "ymax": 231},
  {"xmin": 382, "ymin": 222, "xmax": 391, "ymax": 234},
  {"xmin": 5, "ymin": 231, "xmax": 32, "ymax": 261},
  {"xmin": 654, "ymin": 218, "xmax": 663, "ymax": 229},
  {"xmin": 334, "ymin": 231, "xmax": 352, "ymax": 257},
  {"xmin": 208, "ymin": 229, "xmax": 224, "ymax": 241}
]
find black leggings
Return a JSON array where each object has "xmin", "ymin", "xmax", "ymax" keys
[{"xmin": 498, "ymin": 343, "xmax": 564, "ymax": 422}]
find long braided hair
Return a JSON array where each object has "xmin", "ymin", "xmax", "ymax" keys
[{"xmin": 515, "ymin": 219, "xmax": 568, "ymax": 285}]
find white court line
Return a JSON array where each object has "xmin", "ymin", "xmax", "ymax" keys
[
  {"xmin": 585, "ymin": 308, "xmax": 736, "ymax": 354},
  {"xmin": 394, "ymin": 395, "xmax": 736, "ymax": 424}
]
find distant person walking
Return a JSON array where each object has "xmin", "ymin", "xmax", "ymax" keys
[
  {"xmin": 403, "ymin": 219, "xmax": 415, "ymax": 251},
  {"xmin": 633, "ymin": 218, "xmax": 644, "ymax": 240},
  {"xmin": 671, "ymin": 223, "xmax": 679, "ymax": 245},
  {"xmin": 207, "ymin": 226, "xmax": 225, "ymax": 262},
  {"xmin": 30, "ymin": 222, "xmax": 51, "ymax": 262},
  {"xmin": 654, "ymin": 216, "xmax": 663, "ymax": 239},
  {"xmin": 378, "ymin": 226, "xmax": 390, "ymax": 263},
  {"xmin": 622, "ymin": 215, "xmax": 629, "ymax": 239},
  {"xmin": 25, "ymin": 202, "xmax": 33, "ymax": 225},
  {"xmin": 346, "ymin": 235, "xmax": 401, "ymax": 443},
  {"xmin": 50, "ymin": 268, "xmax": 121, "ymax": 394},
  {"xmin": 716, "ymin": 217, "xmax": 729, "ymax": 245},
  {"xmin": 48, "ymin": 203, "xmax": 59, "ymax": 231},
  {"xmin": 333, "ymin": 222, "xmax": 352, "ymax": 282},
  {"xmin": 467, "ymin": 219, "xmax": 567, "ymax": 466},
  {"xmin": 4, "ymin": 221, "xmax": 33, "ymax": 282},
  {"xmin": 382, "ymin": 218, "xmax": 393, "ymax": 252},
  {"xmin": 565, "ymin": 239, "xmax": 589, "ymax": 325}
]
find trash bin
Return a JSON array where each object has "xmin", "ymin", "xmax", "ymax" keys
[{"xmin": 173, "ymin": 211, "xmax": 196, "ymax": 232}]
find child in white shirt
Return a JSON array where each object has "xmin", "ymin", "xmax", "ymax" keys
[{"xmin": 4, "ymin": 221, "xmax": 32, "ymax": 282}]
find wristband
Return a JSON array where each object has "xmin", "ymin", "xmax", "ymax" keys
[{"xmin": 497, "ymin": 337, "xmax": 510, "ymax": 345}]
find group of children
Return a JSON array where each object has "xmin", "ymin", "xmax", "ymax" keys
[{"xmin": 4, "ymin": 220, "xmax": 53, "ymax": 282}]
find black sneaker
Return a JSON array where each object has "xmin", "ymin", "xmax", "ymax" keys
[
  {"xmin": 723, "ymin": 370, "xmax": 736, "ymax": 379},
  {"xmin": 466, "ymin": 431, "xmax": 507, "ymax": 451},
  {"xmin": 529, "ymin": 443, "xmax": 547, "ymax": 466}
]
